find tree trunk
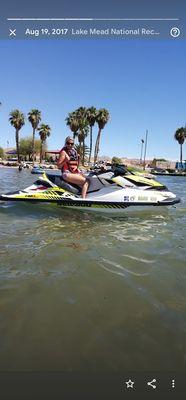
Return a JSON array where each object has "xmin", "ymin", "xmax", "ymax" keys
[
  {"xmin": 72, "ymin": 131, "xmax": 79, "ymax": 145},
  {"xmin": 32, "ymin": 127, "xmax": 36, "ymax": 165},
  {"xmin": 94, "ymin": 134, "xmax": 98, "ymax": 164},
  {"xmin": 180, "ymin": 144, "xmax": 183, "ymax": 165},
  {"xmin": 80, "ymin": 130, "xmax": 85, "ymax": 166},
  {"xmin": 82, "ymin": 137, "xmax": 85, "ymax": 166},
  {"xmin": 78, "ymin": 139, "xmax": 83, "ymax": 165},
  {"xmin": 94, "ymin": 136, "xmax": 98, "ymax": 164},
  {"xmin": 94, "ymin": 129, "xmax": 101, "ymax": 164},
  {"xmin": 16, "ymin": 129, "xmax": 20, "ymax": 164},
  {"xmin": 89, "ymin": 126, "xmax": 93, "ymax": 164},
  {"xmin": 40, "ymin": 141, "xmax": 43, "ymax": 164}
]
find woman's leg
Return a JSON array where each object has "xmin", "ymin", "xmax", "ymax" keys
[
  {"xmin": 63, "ymin": 173, "xmax": 89, "ymax": 198},
  {"xmin": 81, "ymin": 180, "xmax": 89, "ymax": 199},
  {"xmin": 63, "ymin": 172, "xmax": 86, "ymax": 186}
]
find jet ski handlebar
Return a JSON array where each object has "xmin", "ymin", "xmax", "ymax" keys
[{"xmin": 89, "ymin": 165, "xmax": 128, "ymax": 176}]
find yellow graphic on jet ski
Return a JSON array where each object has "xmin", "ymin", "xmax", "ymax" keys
[{"xmin": 112, "ymin": 174, "xmax": 163, "ymax": 187}]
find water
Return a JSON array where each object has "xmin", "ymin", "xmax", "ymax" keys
[{"xmin": 0, "ymin": 167, "xmax": 186, "ymax": 372}]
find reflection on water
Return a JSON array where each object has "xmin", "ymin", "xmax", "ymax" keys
[{"xmin": 0, "ymin": 168, "xmax": 186, "ymax": 371}]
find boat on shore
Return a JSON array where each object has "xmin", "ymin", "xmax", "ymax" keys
[
  {"xmin": 31, "ymin": 166, "xmax": 60, "ymax": 174},
  {"xmin": 31, "ymin": 166, "xmax": 45, "ymax": 174},
  {"xmin": 151, "ymin": 170, "xmax": 186, "ymax": 177}
]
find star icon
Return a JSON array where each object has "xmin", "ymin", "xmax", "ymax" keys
[{"xmin": 125, "ymin": 379, "xmax": 135, "ymax": 389}]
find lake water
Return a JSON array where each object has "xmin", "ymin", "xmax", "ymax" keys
[{"xmin": 0, "ymin": 167, "xmax": 186, "ymax": 372}]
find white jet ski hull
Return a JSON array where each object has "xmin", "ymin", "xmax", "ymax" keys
[{"xmin": 0, "ymin": 171, "xmax": 180, "ymax": 212}]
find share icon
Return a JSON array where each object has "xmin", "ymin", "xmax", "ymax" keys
[{"xmin": 147, "ymin": 378, "xmax": 157, "ymax": 389}]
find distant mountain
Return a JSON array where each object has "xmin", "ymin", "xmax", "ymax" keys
[{"xmin": 97, "ymin": 155, "xmax": 112, "ymax": 162}]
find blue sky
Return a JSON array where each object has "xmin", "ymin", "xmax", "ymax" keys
[{"xmin": 0, "ymin": 39, "xmax": 186, "ymax": 160}]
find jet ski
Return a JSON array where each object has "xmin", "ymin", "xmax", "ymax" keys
[{"xmin": 0, "ymin": 167, "xmax": 180, "ymax": 212}]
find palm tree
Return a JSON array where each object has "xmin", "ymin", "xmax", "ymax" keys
[
  {"xmin": 66, "ymin": 107, "xmax": 89, "ymax": 165},
  {"xmin": 38, "ymin": 124, "xmax": 51, "ymax": 163},
  {"xmin": 86, "ymin": 107, "xmax": 97, "ymax": 164},
  {"xmin": 28, "ymin": 109, "xmax": 41, "ymax": 164},
  {"xmin": 76, "ymin": 143, "xmax": 89, "ymax": 163},
  {"xmin": 9, "ymin": 109, "xmax": 25, "ymax": 164},
  {"xmin": 76, "ymin": 126, "xmax": 89, "ymax": 165},
  {"xmin": 66, "ymin": 112, "xmax": 79, "ymax": 141},
  {"xmin": 174, "ymin": 127, "xmax": 186, "ymax": 166},
  {"xmin": 76, "ymin": 107, "xmax": 89, "ymax": 166},
  {"xmin": 94, "ymin": 108, "xmax": 109, "ymax": 164}
]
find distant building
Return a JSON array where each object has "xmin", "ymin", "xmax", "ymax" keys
[
  {"xmin": 4, "ymin": 148, "xmax": 17, "ymax": 155},
  {"xmin": 120, "ymin": 157, "xmax": 151, "ymax": 167},
  {"xmin": 155, "ymin": 160, "xmax": 176, "ymax": 170},
  {"xmin": 45, "ymin": 150, "xmax": 61, "ymax": 162},
  {"xmin": 175, "ymin": 161, "xmax": 186, "ymax": 171}
]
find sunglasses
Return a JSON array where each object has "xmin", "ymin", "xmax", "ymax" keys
[{"xmin": 66, "ymin": 142, "xmax": 74, "ymax": 145}]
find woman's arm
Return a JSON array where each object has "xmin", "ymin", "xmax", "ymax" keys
[{"xmin": 57, "ymin": 150, "xmax": 68, "ymax": 170}]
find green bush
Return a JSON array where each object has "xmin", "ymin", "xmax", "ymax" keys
[{"xmin": 0, "ymin": 147, "xmax": 5, "ymax": 159}]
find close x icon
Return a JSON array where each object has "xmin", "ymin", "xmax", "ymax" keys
[{"xmin": 9, "ymin": 29, "xmax": 16, "ymax": 36}]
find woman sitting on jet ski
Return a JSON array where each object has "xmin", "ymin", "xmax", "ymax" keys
[{"xmin": 57, "ymin": 136, "xmax": 89, "ymax": 198}]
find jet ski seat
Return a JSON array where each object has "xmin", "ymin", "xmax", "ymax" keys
[
  {"xmin": 46, "ymin": 173, "xmax": 110, "ymax": 195},
  {"xmin": 46, "ymin": 173, "xmax": 80, "ymax": 194}
]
